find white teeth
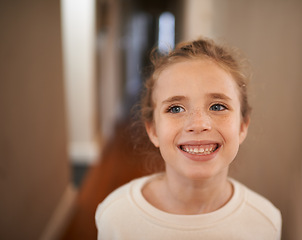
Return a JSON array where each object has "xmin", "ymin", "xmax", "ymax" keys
[{"xmin": 181, "ymin": 144, "xmax": 217, "ymax": 155}]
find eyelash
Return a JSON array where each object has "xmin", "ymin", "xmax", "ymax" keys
[
  {"xmin": 167, "ymin": 105, "xmax": 185, "ymax": 114},
  {"xmin": 209, "ymin": 103, "xmax": 228, "ymax": 111},
  {"xmin": 166, "ymin": 103, "xmax": 228, "ymax": 114}
]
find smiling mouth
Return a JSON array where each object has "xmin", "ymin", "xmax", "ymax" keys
[{"xmin": 179, "ymin": 144, "xmax": 219, "ymax": 155}]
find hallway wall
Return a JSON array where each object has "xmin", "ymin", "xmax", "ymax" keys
[{"xmin": 0, "ymin": 0, "xmax": 74, "ymax": 239}]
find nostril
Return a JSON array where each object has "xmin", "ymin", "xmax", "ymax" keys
[
  {"xmin": 185, "ymin": 121, "xmax": 212, "ymax": 133},
  {"xmin": 184, "ymin": 112, "xmax": 212, "ymax": 133}
]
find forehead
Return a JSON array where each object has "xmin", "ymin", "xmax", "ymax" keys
[{"xmin": 153, "ymin": 59, "xmax": 239, "ymax": 102}]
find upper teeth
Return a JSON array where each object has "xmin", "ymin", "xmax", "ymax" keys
[{"xmin": 181, "ymin": 144, "xmax": 217, "ymax": 155}]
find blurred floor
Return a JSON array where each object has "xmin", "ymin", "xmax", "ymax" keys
[{"xmin": 61, "ymin": 122, "xmax": 145, "ymax": 239}]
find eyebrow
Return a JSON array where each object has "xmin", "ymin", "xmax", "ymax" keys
[
  {"xmin": 206, "ymin": 93, "xmax": 232, "ymax": 101},
  {"xmin": 162, "ymin": 93, "xmax": 232, "ymax": 105},
  {"xmin": 162, "ymin": 95, "xmax": 187, "ymax": 105}
]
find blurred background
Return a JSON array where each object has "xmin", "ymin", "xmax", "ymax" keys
[{"xmin": 1, "ymin": 0, "xmax": 302, "ymax": 239}]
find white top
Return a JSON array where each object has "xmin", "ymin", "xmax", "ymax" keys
[{"xmin": 95, "ymin": 174, "xmax": 282, "ymax": 240}]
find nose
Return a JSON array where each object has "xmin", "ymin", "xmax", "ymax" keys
[{"xmin": 185, "ymin": 110, "xmax": 212, "ymax": 133}]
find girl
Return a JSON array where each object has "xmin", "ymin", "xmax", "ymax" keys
[{"xmin": 95, "ymin": 37, "xmax": 282, "ymax": 239}]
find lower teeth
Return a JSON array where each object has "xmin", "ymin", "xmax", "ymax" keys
[
  {"xmin": 188, "ymin": 151, "xmax": 211, "ymax": 155},
  {"xmin": 183, "ymin": 149, "xmax": 214, "ymax": 155}
]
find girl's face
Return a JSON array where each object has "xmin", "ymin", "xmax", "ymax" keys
[{"xmin": 146, "ymin": 59, "xmax": 249, "ymax": 180}]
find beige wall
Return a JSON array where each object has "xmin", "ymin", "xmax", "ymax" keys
[
  {"xmin": 0, "ymin": 0, "xmax": 73, "ymax": 239},
  {"xmin": 183, "ymin": 0, "xmax": 302, "ymax": 239},
  {"xmin": 61, "ymin": 0, "xmax": 100, "ymax": 164}
]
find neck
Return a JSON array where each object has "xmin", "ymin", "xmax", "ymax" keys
[{"xmin": 162, "ymin": 168, "xmax": 233, "ymax": 214}]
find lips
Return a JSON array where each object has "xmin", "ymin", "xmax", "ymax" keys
[{"xmin": 179, "ymin": 143, "xmax": 219, "ymax": 155}]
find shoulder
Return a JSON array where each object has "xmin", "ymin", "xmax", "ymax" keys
[
  {"xmin": 95, "ymin": 182, "xmax": 130, "ymax": 220},
  {"xmin": 95, "ymin": 175, "xmax": 156, "ymax": 239},
  {"xmin": 95, "ymin": 175, "xmax": 152, "ymax": 223},
  {"xmin": 233, "ymin": 179, "xmax": 282, "ymax": 231}
]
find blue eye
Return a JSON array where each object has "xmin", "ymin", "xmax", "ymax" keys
[
  {"xmin": 210, "ymin": 104, "xmax": 227, "ymax": 111},
  {"xmin": 168, "ymin": 105, "xmax": 185, "ymax": 113}
]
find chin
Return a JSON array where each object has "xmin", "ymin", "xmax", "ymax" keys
[{"xmin": 180, "ymin": 165, "xmax": 229, "ymax": 181}]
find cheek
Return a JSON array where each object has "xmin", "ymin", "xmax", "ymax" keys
[
  {"xmin": 155, "ymin": 116, "xmax": 182, "ymax": 145},
  {"xmin": 219, "ymin": 115, "xmax": 242, "ymax": 140},
  {"xmin": 219, "ymin": 118, "xmax": 242, "ymax": 160},
  {"xmin": 156, "ymin": 120, "xmax": 173, "ymax": 143}
]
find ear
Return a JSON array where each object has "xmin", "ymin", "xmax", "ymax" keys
[
  {"xmin": 145, "ymin": 121, "xmax": 159, "ymax": 148},
  {"xmin": 239, "ymin": 118, "xmax": 250, "ymax": 144}
]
